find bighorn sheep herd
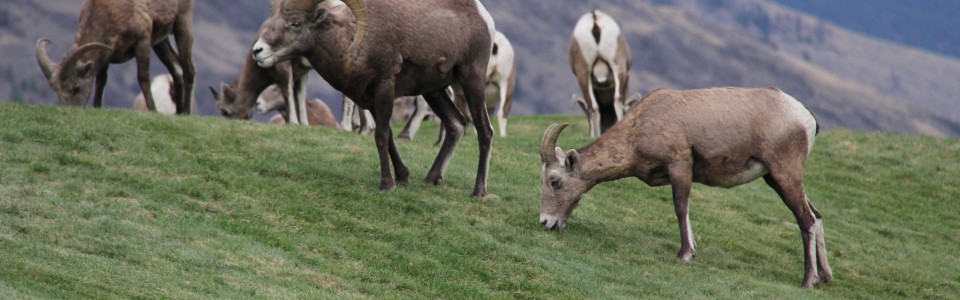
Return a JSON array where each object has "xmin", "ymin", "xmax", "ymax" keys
[
  {"xmin": 539, "ymin": 87, "xmax": 830, "ymax": 287},
  {"xmin": 251, "ymin": 0, "xmax": 497, "ymax": 196},
  {"xmin": 34, "ymin": 0, "xmax": 832, "ymax": 288}
]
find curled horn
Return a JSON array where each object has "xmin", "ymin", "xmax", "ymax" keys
[
  {"xmin": 57, "ymin": 43, "xmax": 112, "ymax": 82},
  {"xmin": 540, "ymin": 123, "xmax": 569, "ymax": 163},
  {"xmin": 340, "ymin": 0, "xmax": 367, "ymax": 53},
  {"xmin": 36, "ymin": 39, "xmax": 57, "ymax": 81}
]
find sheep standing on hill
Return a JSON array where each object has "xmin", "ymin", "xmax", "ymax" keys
[
  {"xmin": 37, "ymin": 0, "xmax": 196, "ymax": 114},
  {"xmin": 569, "ymin": 10, "xmax": 632, "ymax": 137},
  {"xmin": 252, "ymin": 0, "xmax": 497, "ymax": 196},
  {"xmin": 539, "ymin": 87, "xmax": 832, "ymax": 288}
]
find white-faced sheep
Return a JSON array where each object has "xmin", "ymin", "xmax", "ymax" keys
[
  {"xmin": 252, "ymin": 0, "xmax": 497, "ymax": 196},
  {"xmin": 569, "ymin": 10, "xmax": 632, "ymax": 137},
  {"xmin": 37, "ymin": 0, "xmax": 196, "ymax": 114},
  {"xmin": 257, "ymin": 85, "xmax": 340, "ymax": 129},
  {"xmin": 539, "ymin": 87, "xmax": 831, "ymax": 288}
]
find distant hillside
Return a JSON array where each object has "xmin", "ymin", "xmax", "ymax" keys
[
  {"xmin": 1, "ymin": 0, "xmax": 959, "ymax": 135},
  {"xmin": 771, "ymin": 0, "xmax": 960, "ymax": 59}
]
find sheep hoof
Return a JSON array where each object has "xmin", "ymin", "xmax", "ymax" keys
[{"xmin": 379, "ymin": 179, "xmax": 396, "ymax": 191}]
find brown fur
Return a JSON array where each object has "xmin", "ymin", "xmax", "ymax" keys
[
  {"xmin": 36, "ymin": 0, "xmax": 196, "ymax": 114},
  {"xmin": 253, "ymin": 0, "xmax": 495, "ymax": 196},
  {"xmin": 264, "ymin": 99, "xmax": 340, "ymax": 129},
  {"xmin": 539, "ymin": 87, "xmax": 831, "ymax": 288}
]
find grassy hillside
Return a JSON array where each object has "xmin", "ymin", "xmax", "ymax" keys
[{"xmin": 0, "ymin": 103, "xmax": 958, "ymax": 298}]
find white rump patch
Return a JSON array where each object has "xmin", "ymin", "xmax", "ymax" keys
[
  {"xmin": 573, "ymin": 10, "xmax": 622, "ymax": 75},
  {"xmin": 475, "ymin": 0, "xmax": 496, "ymax": 47},
  {"xmin": 150, "ymin": 75, "xmax": 177, "ymax": 116},
  {"xmin": 780, "ymin": 91, "xmax": 818, "ymax": 154}
]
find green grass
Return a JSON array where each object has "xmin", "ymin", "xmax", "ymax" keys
[{"xmin": 0, "ymin": 102, "xmax": 957, "ymax": 299}]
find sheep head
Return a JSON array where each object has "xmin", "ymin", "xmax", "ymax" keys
[
  {"xmin": 252, "ymin": 0, "xmax": 366, "ymax": 68},
  {"xmin": 36, "ymin": 39, "xmax": 112, "ymax": 106},
  {"xmin": 539, "ymin": 123, "xmax": 590, "ymax": 230},
  {"xmin": 211, "ymin": 83, "xmax": 254, "ymax": 119}
]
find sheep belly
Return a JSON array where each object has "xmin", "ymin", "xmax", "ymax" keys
[{"xmin": 696, "ymin": 158, "xmax": 769, "ymax": 188}]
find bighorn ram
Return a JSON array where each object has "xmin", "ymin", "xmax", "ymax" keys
[
  {"xmin": 37, "ymin": 0, "xmax": 196, "ymax": 114},
  {"xmin": 133, "ymin": 74, "xmax": 197, "ymax": 115},
  {"xmin": 213, "ymin": 0, "xmax": 313, "ymax": 124},
  {"xmin": 539, "ymin": 87, "xmax": 832, "ymax": 287},
  {"xmin": 252, "ymin": 0, "xmax": 497, "ymax": 196},
  {"xmin": 258, "ymin": 85, "xmax": 340, "ymax": 129},
  {"xmin": 569, "ymin": 10, "xmax": 631, "ymax": 137}
]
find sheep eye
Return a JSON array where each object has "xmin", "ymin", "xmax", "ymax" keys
[
  {"xmin": 550, "ymin": 180, "xmax": 561, "ymax": 189},
  {"xmin": 290, "ymin": 21, "xmax": 302, "ymax": 28}
]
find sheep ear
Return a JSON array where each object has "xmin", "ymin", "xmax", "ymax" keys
[
  {"xmin": 208, "ymin": 86, "xmax": 219, "ymax": 99},
  {"xmin": 220, "ymin": 83, "xmax": 236, "ymax": 101},
  {"xmin": 565, "ymin": 149, "xmax": 579, "ymax": 171}
]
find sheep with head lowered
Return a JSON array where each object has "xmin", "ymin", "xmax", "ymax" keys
[{"xmin": 539, "ymin": 87, "xmax": 831, "ymax": 288}]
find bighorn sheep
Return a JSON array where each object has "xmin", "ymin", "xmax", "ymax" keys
[
  {"xmin": 252, "ymin": 0, "xmax": 497, "ymax": 196},
  {"xmin": 133, "ymin": 74, "xmax": 197, "ymax": 115},
  {"xmin": 569, "ymin": 10, "xmax": 631, "ymax": 137},
  {"xmin": 258, "ymin": 85, "xmax": 340, "ymax": 129},
  {"xmin": 37, "ymin": 0, "xmax": 196, "ymax": 114},
  {"xmin": 485, "ymin": 30, "xmax": 517, "ymax": 137},
  {"xmin": 539, "ymin": 87, "xmax": 831, "ymax": 288},
  {"xmin": 213, "ymin": 0, "xmax": 314, "ymax": 124}
]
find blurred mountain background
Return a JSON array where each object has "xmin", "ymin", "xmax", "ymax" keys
[{"xmin": 1, "ymin": 0, "xmax": 958, "ymax": 135}]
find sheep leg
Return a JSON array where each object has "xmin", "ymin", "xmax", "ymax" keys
[
  {"xmin": 93, "ymin": 66, "xmax": 108, "ymax": 108},
  {"xmin": 398, "ymin": 96, "xmax": 429, "ymax": 140},
  {"xmin": 496, "ymin": 80, "xmax": 510, "ymax": 137},
  {"xmin": 341, "ymin": 97, "xmax": 355, "ymax": 131},
  {"xmin": 173, "ymin": 15, "xmax": 196, "ymax": 115},
  {"xmin": 153, "ymin": 41, "xmax": 184, "ymax": 112},
  {"xmin": 668, "ymin": 162, "xmax": 697, "ymax": 261},
  {"xmin": 423, "ymin": 89, "xmax": 466, "ymax": 185},
  {"xmin": 371, "ymin": 81, "xmax": 408, "ymax": 190},
  {"xmin": 134, "ymin": 41, "xmax": 156, "ymax": 111},
  {"xmin": 458, "ymin": 70, "xmax": 494, "ymax": 197},
  {"xmin": 763, "ymin": 172, "xmax": 820, "ymax": 288},
  {"xmin": 807, "ymin": 199, "xmax": 833, "ymax": 283},
  {"xmin": 295, "ymin": 71, "xmax": 309, "ymax": 126}
]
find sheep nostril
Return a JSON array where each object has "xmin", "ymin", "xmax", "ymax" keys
[
  {"xmin": 252, "ymin": 47, "xmax": 264, "ymax": 56},
  {"xmin": 540, "ymin": 219, "xmax": 547, "ymax": 225}
]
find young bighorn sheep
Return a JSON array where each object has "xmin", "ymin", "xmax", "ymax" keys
[
  {"xmin": 37, "ymin": 0, "xmax": 196, "ymax": 114},
  {"xmin": 485, "ymin": 31, "xmax": 517, "ymax": 137},
  {"xmin": 539, "ymin": 87, "xmax": 831, "ymax": 288},
  {"xmin": 133, "ymin": 74, "xmax": 197, "ymax": 115},
  {"xmin": 213, "ymin": 0, "xmax": 313, "ymax": 124},
  {"xmin": 569, "ymin": 10, "xmax": 632, "ymax": 137},
  {"xmin": 252, "ymin": 0, "xmax": 497, "ymax": 196}
]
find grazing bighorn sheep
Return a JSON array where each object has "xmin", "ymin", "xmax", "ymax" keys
[
  {"xmin": 37, "ymin": 0, "xmax": 196, "ymax": 114},
  {"xmin": 485, "ymin": 31, "xmax": 517, "ymax": 137},
  {"xmin": 539, "ymin": 87, "xmax": 831, "ymax": 288},
  {"xmin": 252, "ymin": 0, "xmax": 497, "ymax": 196},
  {"xmin": 570, "ymin": 10, "xmax": 631, "ymax": 137},
  {"xmin": 213, "ymin": 0, "xmax": 313, "ymax": 124},
  {"xmin": 133, "ymin": 74, "xmax": 197, "ymax": 115},
  {"xmin": 259, "ymin": 85, "xmax": 340, "ymax": 129}
]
